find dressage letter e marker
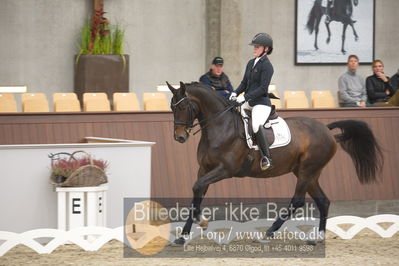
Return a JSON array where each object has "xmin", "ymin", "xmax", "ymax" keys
[{"xmin": 72, "ymin": 198, "xmax": 81, "ymax": 214}]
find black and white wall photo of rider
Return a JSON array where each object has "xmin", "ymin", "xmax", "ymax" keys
[{"xmin": 295, "ymin": 0, "xmax": 375, "ymax": 64}]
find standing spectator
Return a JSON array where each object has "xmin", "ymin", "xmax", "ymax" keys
[
  {"xmin": 338, "ymin": 55, "xmax": 374, "ymax": 107},
  {"xmin": 199, "ymin": 57, "xmax": 233, "ymax": 99},
  {"xmin": 366, "ymin": 60, "xmax": 399, "ymax": 106}
]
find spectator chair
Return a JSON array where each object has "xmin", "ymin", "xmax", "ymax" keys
[{"xmin": 113, "ymin": 92, "xmax": 140, "ymax": 111}]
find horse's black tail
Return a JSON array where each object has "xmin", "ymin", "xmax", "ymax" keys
[
  {"xmin": 306, "ymin": 1, "xmax": 321, "ymax": 34},
  {"xmin": 327, "ymin": 120, "xmax": 383, "ymax": 184}
]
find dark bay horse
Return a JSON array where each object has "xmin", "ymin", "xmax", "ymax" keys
[
  {"xmin": 306, "ymin": 0, "xmax": 359, "ymax": 54},
  {"xmin": 167, "ymin": 82, "xmax": 382, "ymax": 245}
]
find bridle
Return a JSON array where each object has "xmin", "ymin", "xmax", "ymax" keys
[
  {"xmin": 171, "ymin": 94, "xmax": 235, "ymax": 135},
  {"xmin": 171, "ymin": 96, "xmax": 196, "ymax": 131}
]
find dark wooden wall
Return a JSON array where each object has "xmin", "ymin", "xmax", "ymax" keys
[{"xmin": 1, "ymin": 108, "xmax": 398, "ymax": 201}]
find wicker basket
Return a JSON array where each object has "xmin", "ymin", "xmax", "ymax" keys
[{"xmin": 50, "ymin": 150, "xmax": 108, "ymax": 187}]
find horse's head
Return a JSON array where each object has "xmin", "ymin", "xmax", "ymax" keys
[{"xmin": 167, "ymin": 81, "xmax": 196, "ymax": 143}]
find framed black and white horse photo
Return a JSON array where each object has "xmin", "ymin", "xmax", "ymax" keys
[{"xmin": 295, "ymin": 0, "xmax": 375, "ymax": 64}]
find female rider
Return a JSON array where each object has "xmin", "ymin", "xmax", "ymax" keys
[{"xmin": 230, "ymin": 33, "xmax": 274, "ymax": 170}]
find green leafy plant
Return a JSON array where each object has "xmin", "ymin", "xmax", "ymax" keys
[{"xmin": 77, "ymin": 8, "xmax": 125, "ymax": 61}]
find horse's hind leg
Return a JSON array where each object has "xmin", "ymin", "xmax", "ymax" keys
[
  {"xmin": 314, "ymin": 17, "xmax": 322, "ymax": 50},
  {"xmin": 325, "ymin": 21, "xmax": 332, "ymax": 44},
  {"xmin": 307, "ymin": 180, "xmax": 330, "ymax": 243},
  {"xmin": 350, "ymin": 23, "xmax": 359, "ymax": 41}
]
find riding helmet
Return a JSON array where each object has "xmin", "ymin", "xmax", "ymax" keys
[{"xmin": 249, "ymin": 33, "xmax": 273, "ymax": 54}]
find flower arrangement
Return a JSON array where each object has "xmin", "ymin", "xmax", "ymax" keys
[
  {"xmin": 50, "ymin": 152, "xmax": 108, "ymax": 185},
  {"xmin": 77, "ymin": 8, "xmax": 125, "ymax": 56}
]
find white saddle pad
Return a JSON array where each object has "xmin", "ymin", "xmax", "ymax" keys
[{"xmin": 242, "ymin": 116, "xmax": 291, "ymax": 150}]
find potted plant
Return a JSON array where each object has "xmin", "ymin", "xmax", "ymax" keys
[{"xmin": 74, "ymin": 6, "xmax": 129, "ymax": 104}]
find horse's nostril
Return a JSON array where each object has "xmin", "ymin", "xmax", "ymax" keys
[{"xmin": 176, "ymin": 136, "xmax": 185, "ymax": 143}]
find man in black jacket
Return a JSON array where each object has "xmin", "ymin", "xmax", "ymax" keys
[
  {"xmin": 366, "ymin": 60, "xmax": 399, "ymax": 106},
  {"xmin": 230, "ymin": 33, "xmax": 274, "ymax": 170},
  {"xmin": 390, "ymin": 69, "xmax": 399, "ymax": 93},
  {"xmin": 199, "ymin": 57, "xmax": 233, "ymax": 99}
]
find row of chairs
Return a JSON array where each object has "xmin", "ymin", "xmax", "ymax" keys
[
  {"xmin": 0, "ymin": 92, "xmax": 170, "ymax": 112},
  {"xmin": 0, "ymin": 90, "xmax": 336, "ymax": 113},
  {"xmin": 270, "ymin": 90, "xmax": 336, "ymax": 108}
]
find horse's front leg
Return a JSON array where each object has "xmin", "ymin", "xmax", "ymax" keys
[
  {"xmin": 266, "ymin": 177, "xmax": 309, "ymax": 237},
  {"xmin": 173, "ymin": 164, "xmax": 229, "ymax": 246},
  {"xmin": 341, "ymin": 23, "xmax": 348, "ymax": 54}
]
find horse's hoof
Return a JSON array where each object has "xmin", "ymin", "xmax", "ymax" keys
[
  {"xmin": 355, "ymin": 37, "xmax": 359, "ymax": 41},
  {"xmin": 306, "ymin": 240, "xmax": 317, "ymax": 246},
  {"xmin": 194, "ymin": 215, "xmax": 209, "ymax": 230},
  {"xmin": 198, "ymin": 218, "xmax": 209, "ymax": 230},
  {"xmin": 170, "ymin": 237, "xmax": 185, "ymax": 246},
  {"xmin": 326, "ymin": 38, "xmax": 330, "ymax": 44},
  {"xmin": 342, "ymin": 50, "xmax": 347, "ymax": 55},
  {"xmin": 266, "ymin": 229, "xmax": 274, "ymax": 238}
]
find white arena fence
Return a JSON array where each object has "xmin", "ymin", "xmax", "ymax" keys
[{"xmin": 0, "ymin": 214, "xmax": 398, "ymax": 256}]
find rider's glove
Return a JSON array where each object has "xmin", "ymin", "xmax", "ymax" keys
[
  {"xmin": 236, "ymin": 95, "xmax": 245, "ymax": 104},
  {"xmin": 229, "ymin": 92, "xmax": 237, "ymax": 101}
]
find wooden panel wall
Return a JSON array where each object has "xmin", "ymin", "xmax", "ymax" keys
[{"xmin": 0, "ymin": 108, "xmax": 398, "ymax": 201}]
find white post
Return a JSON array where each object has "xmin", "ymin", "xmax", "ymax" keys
[
  {"xmin": 98, "ymin": 191, "xmax": 106, "ymax": 227},
  {"xmin": 86, "ymin": 191, "xmax": 97, "ymax": 242},
  {"xmin": 57, "ymin": 191, "xmax": 66, "ymax": 231},
  {"xmin": 56, "ymin": 185, "xmax": 108, "ymax": 235}
]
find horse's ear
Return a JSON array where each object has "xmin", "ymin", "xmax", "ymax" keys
[
  {"xmin": 166, "ymin": 81, "xmax": 177, "ymax": 94},
  {"xmin": 179, "ymin": 81, "xmax": 186, "ymax": 94}
]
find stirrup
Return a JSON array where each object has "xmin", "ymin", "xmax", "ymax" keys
[{"xmin": 260, "ymin": 156, "xmax": 272, "ymax": 171}]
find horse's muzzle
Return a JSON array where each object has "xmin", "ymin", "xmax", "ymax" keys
[
  {"xmin": 174, "ymin": 126, "xmax": 190, "ymax": 143},
  {"xmin": 175, "ymin": 135, "xmax": 187, "ymax": 143}
]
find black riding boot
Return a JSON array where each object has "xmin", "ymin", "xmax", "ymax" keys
[{"xmin": 255, "ymin": 126, "xmax": 272, "ymax": 170}]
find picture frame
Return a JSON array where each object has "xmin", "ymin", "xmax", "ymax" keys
[{"xmin": 295, "ymin": 0, "xmax": 375, "ymax": 65}]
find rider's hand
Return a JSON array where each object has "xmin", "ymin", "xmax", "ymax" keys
[
  {"xmin": 236, "ymin": 95, "xmax": 245, "ymax": 103},
  {"xmin": 229, "ymin": 92, "xmax": 237, "ymax": 101}
]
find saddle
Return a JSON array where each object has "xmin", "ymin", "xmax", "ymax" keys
[{"xmin": 241, "ymin": 105, "xmax": 291, "ymax": 150}]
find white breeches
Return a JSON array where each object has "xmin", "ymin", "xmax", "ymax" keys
[{"xmin": 241, "ymin": 102, "xmax": 272, "ymax": 133}]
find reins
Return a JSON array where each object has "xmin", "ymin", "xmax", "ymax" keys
[{"xmin": 191, "ymin": 104, "xmax": 235, "ymax": 135}]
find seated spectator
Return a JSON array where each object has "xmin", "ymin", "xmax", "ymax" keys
[
  {"xmin": 338, "ymin": 55, "xmax": 374, "ymax": 107},
  {"xmin": 366, "ymin": 60, "xmax": 399, "ymax": 106},
  {"xmin": 390, "ymin": 68, "xmax": 399, "ymax": 93},
  {"xmin": 199, "ymin": 57, "xmax": 233, "ymax": 99}
]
